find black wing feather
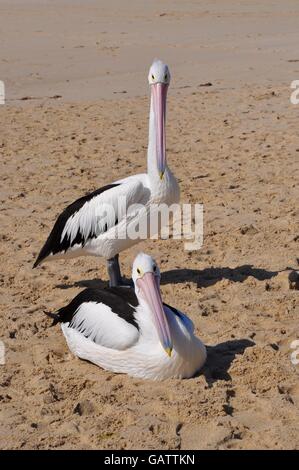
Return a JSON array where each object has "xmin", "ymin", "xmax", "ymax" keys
[
  {"xmin": 46, "ymin": 287, "xmax": 139, "ymax": 330},
  {"xmin": 163, "ymin": 302, "xmax": 184, "ymax": 320},
  {"xmin": 33, "ymin": 184, "xmax": 120, "ymax": 267}
]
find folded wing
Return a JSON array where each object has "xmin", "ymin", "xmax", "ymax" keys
[
  {"xmin": 51, "ymin": 288, "xmax": 140, "ymax": 350},
  {"xmin": 34, "ymin": 178, "xmax": 146, "ymax": 266}
]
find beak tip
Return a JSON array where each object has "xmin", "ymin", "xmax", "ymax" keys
[
  {"xmin": 165, "ymin": 347, "xmax": 172, "ymax": 357},
  {"xmin": 159, "ymin": 172, "xmax": 164, "ymax": 180}
]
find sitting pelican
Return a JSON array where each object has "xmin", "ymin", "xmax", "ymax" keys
[
  {"xmin": 46, "ymin": 253, "xmax": 207, "ymax": 380},
  {"xmin": 33, "ymin": 60, "xmax": 180, "ymax": 286}
]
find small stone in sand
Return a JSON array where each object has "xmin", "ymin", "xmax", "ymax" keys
[{"xmin": 288, "ymin": 270, "xmax": 299, "ymax": 290}]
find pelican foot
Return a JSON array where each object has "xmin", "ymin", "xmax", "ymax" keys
[{"xmin": 107, "ymin": 254, "xmax": 133, "ymax": 288}]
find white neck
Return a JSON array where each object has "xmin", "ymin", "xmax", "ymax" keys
[
  {"xmin": 135, "ymin": 297, "xmax": 159, "ymax": 342},
  {"xmin": 134, "ymin": 296, "xmax": 195, "ymax": 354}
]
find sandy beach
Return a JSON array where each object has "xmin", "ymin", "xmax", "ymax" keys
[{"xmin": 0, "ymin": 0, "xmax": 299, "ymax": 450}]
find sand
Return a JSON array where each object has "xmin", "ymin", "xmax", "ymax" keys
[{"xmin": 0, "ymin": 0, "xmax": 299, "ymax": 450}]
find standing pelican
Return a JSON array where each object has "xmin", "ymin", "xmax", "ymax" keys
[
  {"xmin": 46, "ymin": 253, "xmax": 206, "ymax": 380},
  {"xmin": 33, "ymin": 60, "xmax": 180, "ymax": 286}
]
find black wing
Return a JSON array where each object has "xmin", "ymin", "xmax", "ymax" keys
[
  {"xmin": 45, "ymin": 287, "xmax": 139, "ymax": 330},
  {"xmin": 163, "ymin": 302, "xmax": 183, "ymax": 320},
  {"xmin": 163, "ymin": 302, "xmax": 194, "ymax": 334},
  {"xmin": 33, "ymin": 184, "xmax": 120, "ymax": 267}
]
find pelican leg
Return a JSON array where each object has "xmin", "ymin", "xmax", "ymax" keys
[{"xmin": 107, "ymin": 254, "xmax": 132, "ymax": 288}]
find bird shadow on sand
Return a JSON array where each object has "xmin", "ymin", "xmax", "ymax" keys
[
  {"xmin": 55, "ymin": 277, "xmax": 132, "ymax": 290},
  {"xmin": 55, "ymin": 265, "xmax": 280, "ymax": 290},
  {"xmin": 200, "ymin": 338, "xmax": 255, "ymax": 385},
  {"xmin": 160, "ymin": 265, "xmax": 280, "ymax": 288}
]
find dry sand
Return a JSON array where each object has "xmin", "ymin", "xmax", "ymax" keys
[{"xmin": 0, "ymin": 0, "xmax": 299, "ymax": 450}]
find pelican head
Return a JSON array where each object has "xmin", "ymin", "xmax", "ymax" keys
[
  {"xmin": 148, "ymin": 60, "xmax": 170, "ymax": 180},
  {"xmin": 132, "ymin": 253, "xmax": 172, "ymax": 357},
  {"xmin": 148, "ymin": 59, "xmax": 171, "ymax": 86}
]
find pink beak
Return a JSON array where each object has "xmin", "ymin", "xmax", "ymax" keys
[
  {"xmin": 137, "ymin": 272, "xmax": 172, "ymax": 356},
  {"xmin": 152, "ymin": 83, "xmax": 168, "ymax": 179}
]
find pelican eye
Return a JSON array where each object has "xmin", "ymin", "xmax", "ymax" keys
[
  {"xmin": 151, "ymin": 74, "xmax": 155, "ymax": 80},
  {"xmin": 137, "ymin": 268, "xmax": 141, "ymax": 275}
]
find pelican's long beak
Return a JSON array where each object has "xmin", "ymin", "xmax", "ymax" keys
[
  {"xmin": 137, "ymin": 272, "xmax": 172, "ymax": 356},
  {"xmin": 152, "ymin": 83, "xmax": 168, "ymax": 179}
]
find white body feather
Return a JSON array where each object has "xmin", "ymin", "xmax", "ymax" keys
[
  {"xmin": 61, "ymin": 301, "xmax": 206, "ymax": 380},
  {"xmin": 46, "ymin": 169, "xmax": 179, "ymax": 261}
]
